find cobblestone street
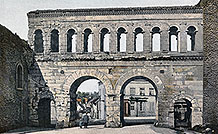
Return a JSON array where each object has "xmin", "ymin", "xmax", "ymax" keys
[{"xmin": 5, "ymin": 125, "xmax": 200, "ymax": 134}]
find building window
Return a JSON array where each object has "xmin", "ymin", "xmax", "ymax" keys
[
  {"xmin": 34, "ymin": 29, "xmax": 44, "ymax": 53},
  {"xmin": 130, "ymin": 106, "xmax": 134, "ymax": 110},
  {"xmin": 134, "ymin": 27, "xmax": 143, "ymax": 52},
  {"xmin": 151, "ymin": 27, "xmax": 160, "ymax": 52},
  {"xmin": 67, "ymin": 29, "xmax": 77, "ymax": 52},
  {"xmin": 100, "ymin": 28, "xmax": 110, "ymax": 52},
  {"xmin": 51, "ymin": 29, "xmax": 59, "ymax": 52},
  {"xmin": 130, "ymin": 88, "xmax": 135, "ymax": 96},
  {"xmin": 140, "ymin": 88, "xmax": 145, "ymax": 96},
  {"xmin": 149, "ymin": 88, "xmax": 155, "ymax": 96},
  {"xmin": 84, "ymin": 28, "xmax": 92, "ymax": 52},
  {"xmin": 140, "ymin": 102, "xmax": 143, "ymax": 111},
  {"xmin": 130, "ymin": 101, "xmax": 135, "ymax": 105},
  {"xmin": 117, "ymin": 27, "xmax": 127, "ymax": 52},
  {"xmin": 169, "ymin": 26, "xmax": 179, "ymax": 52},
  {"xmin": 187, "ymin": 26, "xmax": 196, "ymax": 51},
  {"xmin": 17, "ymin": 65, "xmax": 23, "ymax": 89}
]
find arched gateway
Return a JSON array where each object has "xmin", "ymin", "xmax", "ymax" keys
[{"xmin": 28, "ymin": 5, "xmax": 203, "ymax": 129}]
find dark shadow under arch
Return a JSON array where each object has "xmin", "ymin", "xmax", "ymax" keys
[
  {"xmin": 38, "ymin": 98, "xmax": 51, "ymax": 128},
  {"xmin": 120, "ymin": 76, "xmax": 158, "ymax": 126},
  {"xmin": 174, "ymin": 98, "xmax": 192, "ymax": 128}
]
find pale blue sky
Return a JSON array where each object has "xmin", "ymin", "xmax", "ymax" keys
[
  {"xmin": 0, "ymin": 0, "xmax": 200, "ymax": 40},
  {"xmin": 0, "ymin": 0, "xmax": 200, "ymax": 92}
]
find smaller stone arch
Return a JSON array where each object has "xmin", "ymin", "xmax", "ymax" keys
[
  {"xmin": 168, "ymin": 94, "xmax": 198, "ymax": 111},
  {"xmin": 34, "ymin": 29, "xmax": 44, "ymax": 53},
  {"xmin": 168, "ymin": 94, "xmax": 199, "ymax": 128},
  {"xmin": 151, "ymin": 27, "xmax": 161, "ymax": 52},
  {"xmin": 100, "ymin": 28, "xmax": 110, "ymax": 52},
  {"xmin": 169, "ymin": 26, "xmax": 180, "ymax": 52},
  {"xmin": 168, "ymin": 25, "xmax": 180, "ymax": 32},
  {"xmin": 117, "ymin": 27, "xmax": 127, "ymax": 52},
  {"xmin": 83, "ymin": 28, "xmax": 93, "ymax": 52},
  {"xmin": 32, "ymin": 84, "xmax": 56, "ymax": 128},
  {"xmin": 133, "ymin": 27, "xmax": 144, "ymax": 52},
  {"xmin": 50, "ymin": 29, "xmax": 59, "ymax": 52},
  {"xmin": 186, "ymin": 26, "xmax": 197, "ymax": 51},
  {"xmin": 98, "ymin": 26, "xmax": 111, "ymax": 33},
  {"xmin": 67, "ymin": 29, "xmax": 77, "ymax": 52},
  {"xmin": 63, "ymin": 26, "xmax": 78, "ymax": 35}
]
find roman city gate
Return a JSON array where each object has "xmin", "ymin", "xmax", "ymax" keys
[{"xmin": 27, "ymin": 6, "xmax": 203, "ymax": 128}]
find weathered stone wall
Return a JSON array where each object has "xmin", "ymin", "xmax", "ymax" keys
[
  {"xmin": 27, "ymin": 6, "xmax": 204, "ymax": 128},
  {"xmin": 199, "ymin": 0, "xmax": 218, "ymax": 132},
  {"xmin": 27, "ymin": 60, "xmax": 203, "ymax": 128},
  {"xmin": 0, "ymin": 24, "xmax": 33, "ymax": 132}
]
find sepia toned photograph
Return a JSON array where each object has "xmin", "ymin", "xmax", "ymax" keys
[{"xmin": 0, "ymin": 0, "xmax": 217, "ymax": 133}]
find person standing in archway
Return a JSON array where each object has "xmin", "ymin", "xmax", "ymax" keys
[{"xmin": 79, "ymin": 112, "xmax": 89, "ymax": 128}]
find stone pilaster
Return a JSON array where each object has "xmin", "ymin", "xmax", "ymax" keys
[
  {"xmin": 160, "ymin": 29, "xmax": 169, "ymax": 53},
  {"xmin": 180, "ymin": 26, "xmax": 187, "ymax": 53},
  {"xmin": 143, "ymin": 30, "xmax": 151, "ymax": 53},
  {"xmin": 109, "ymin": 29, "xmax": 117, "ymax": 53},
  {"xmin": 126, "ymin": 30, "xmax": 134, "ymax": 53}
]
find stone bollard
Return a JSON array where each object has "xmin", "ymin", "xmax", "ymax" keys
[{"xmin": 205, "ymin": 128, "xmax": 213, "ymax": 134}]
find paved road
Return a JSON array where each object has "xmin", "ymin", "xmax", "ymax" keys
[{"xmin": 5, "ymin": 124, "xmax": 200, "ymax": 134}]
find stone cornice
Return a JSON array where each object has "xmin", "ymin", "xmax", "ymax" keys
[
  {"xmin": 27, "ymin": 6, "xmax": 203, "ymax": 18},
  {"xmin": 34, "ymin": 52, "xmax": 203, "ymax": 62}
]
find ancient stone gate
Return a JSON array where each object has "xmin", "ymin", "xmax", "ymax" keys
[{"xmin": 27, "ymin": 6, "xmax": 203, "ymax": 128}]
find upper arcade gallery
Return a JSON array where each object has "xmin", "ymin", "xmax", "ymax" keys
[{"xmin": 28, "ymin": 6, "xmax": 203, "ymax": 56}]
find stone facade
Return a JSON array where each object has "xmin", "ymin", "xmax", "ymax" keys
[
  {"xmin": 199, "ymin": 0, "xmax": 218, "ymax": 132},
  {"xmin": 27, "ymin": 6, "xmax": 203, "ymax": 128},
  {"xmin": 0, "ymin": 24, "xmax": 33, "ymax": 132}
]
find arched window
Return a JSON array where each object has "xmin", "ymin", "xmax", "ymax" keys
[
  {"xmin": 169, "ymin": 26, "xmax": 179, "ymax": 52},
  {"xmin": 17, "ymin": 65, "xmax": 23, "ymax": 89},
  {"xmin": 100, "ymin": 28, "xmax": 110, "ymax": 52},
  {"xmin": 117, "ymin": 27, "xmax": 127, "ymax": 52},
  {"xmin": 34, "ymin": 29, "xmax": 44, "ymax": 53},
  {"xmin": 151, "ymin": 27, "xmax": 160, "ymax": 52},
  {"xmin": 187, "ymin": 26, "xmax": 196, "ymax": 51},
  {"xmin": 51, "ymin": 29, "xmax": 59, "ymax": 52},
  {"xmin": 84, "ymin": 28, "xmax": 92, "ymax": 52},
  {"xmin": 67, "ymin": 29, "xmax": 77, "ymax": 52},
  {"xmin": 134, "ymin": 27, "xmax": 143, "ymax": 52}
]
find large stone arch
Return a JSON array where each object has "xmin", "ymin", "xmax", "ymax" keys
[
  {"xmin": 105, "ymin": 68, "xmax": 164, "ymax": 127},
  {"xmin": 58, "ymin": 69, "xmax": 113, "ymax": 127},
  {"xmin": 115, "ymin": 68, "xmax": 164, "ymax": 94}
]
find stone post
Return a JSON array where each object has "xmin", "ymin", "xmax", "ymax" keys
[
  {"xmin": 76, "ymin": 31, "xmax": 83, "ymax": 53},
  {"xmin": 126, "ymin": 29, "xmax": 134, "ymax": 53},
  {"xmin": 160, "ymin": 29, "xmax": 169, "ymax": 53},
  {"xmin": 180, "ymin": 26, "xmax": 187, "ymax": 53},
  {"xmin": 59, "ymin": 28, "xmax": 66, "ymax": 54},
  {"xmin": 143, "ymin": 30, "xmax": 151, "ymax": 53},
  {"xmin": 44, "ymin": 28, "xmax": 51, "ymax": 55},
  {"xmin": 109, "ymin": 29, "xmax": 117, "ymax": 53},
  {"xmin": 92, "ymin": 28, "xmax": 100, "ymax": 53}
]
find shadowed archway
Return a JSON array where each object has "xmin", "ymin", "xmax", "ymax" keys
[
  {"xmin": 120, "ymin": 76, "xmax": 158, "ymax": 126},
  {"xmin": 69, "ymin": 76, "xmax": 106, "ymax": 126}
]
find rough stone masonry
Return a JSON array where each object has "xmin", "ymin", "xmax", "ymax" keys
[{"xmin": 27, "ymin": 5, "xmax": 204, "ymax": 128}]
